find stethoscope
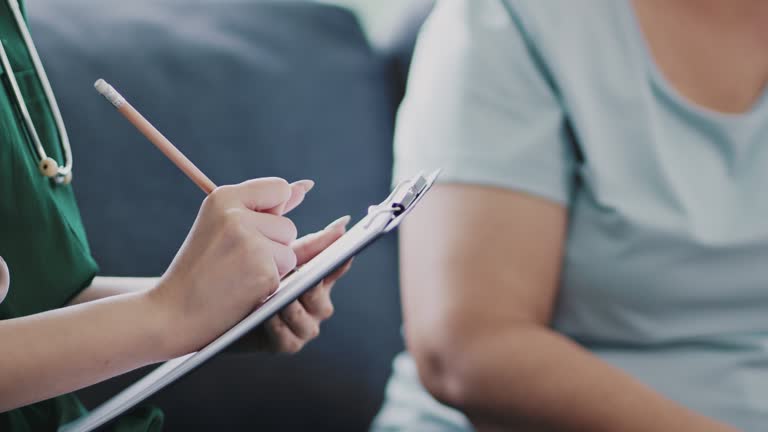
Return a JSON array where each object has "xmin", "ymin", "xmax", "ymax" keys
[{"xmin": 0, "ymin": 0, "xmax": 73, "ymax": 184}]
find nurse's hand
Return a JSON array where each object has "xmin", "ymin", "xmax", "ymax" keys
[
  {"xmin": 149, "ymin": 177, "xmax": 311, "ymax": 359},
  {"xmin": 0, "ymin": 256, "xmax": 8, "ymax": 304},
  {"xmin": 231, "ymin": 215, "xmax": 353, "ymax": 353}
]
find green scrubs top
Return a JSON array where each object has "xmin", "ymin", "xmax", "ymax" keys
[{"xmin": 0, "ymin": 1, "xmax": 162, "ymax": 430}]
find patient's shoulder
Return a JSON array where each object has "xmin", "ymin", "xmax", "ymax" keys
[{"xmin": 430, "ymin": 0, "xmax": 634, "ymax": 70}]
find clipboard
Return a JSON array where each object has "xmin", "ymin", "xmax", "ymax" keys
[{"xmin": 60, "ymin": 170, "xmax": 441, "ymax": 432}]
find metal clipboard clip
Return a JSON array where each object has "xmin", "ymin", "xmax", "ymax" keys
[{"xmin": 363, "ymin": 169, "xmax": 441, "ymax": 232}]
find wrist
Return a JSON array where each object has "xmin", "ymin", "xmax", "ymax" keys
[{"xmin": 138, "ymin": 281, "xmax": 188, "ymax": 362}]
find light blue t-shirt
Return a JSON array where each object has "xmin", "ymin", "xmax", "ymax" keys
[{"xmin": 372, "ymin": 0, "xmax": 768, "ymax": 430}]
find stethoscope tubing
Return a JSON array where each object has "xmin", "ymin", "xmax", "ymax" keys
[{"xmin": 2, "ymin": 0, "xmax": 73, "ymax": 183}]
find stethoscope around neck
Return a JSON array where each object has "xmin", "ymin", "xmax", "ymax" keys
[{"xmin": 0, "ymin": 0, "xmax": 73, "ymax": 184}]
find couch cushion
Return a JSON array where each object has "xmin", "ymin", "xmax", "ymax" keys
[{"xmin": 28, "ymin": 1, "xmax": 401, "ymax": 430}]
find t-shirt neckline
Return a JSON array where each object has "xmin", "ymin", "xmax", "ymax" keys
[{"xmin": 621, "ymin": 0, "xmax": 768, "ymax": 124}]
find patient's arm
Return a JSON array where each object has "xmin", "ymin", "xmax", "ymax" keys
[{"xmin": 400, "ymin": 183, "xmax": 735, "ymax": 432}]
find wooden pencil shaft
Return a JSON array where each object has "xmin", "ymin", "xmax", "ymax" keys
[{"xmin": 118, "ymin": 102, "xmax": 217, "ymax": 194}]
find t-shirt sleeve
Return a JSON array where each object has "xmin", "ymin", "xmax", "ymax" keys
[{"xmin": 393, "ymin": 0, "xmax": 576, "ymax": 205}]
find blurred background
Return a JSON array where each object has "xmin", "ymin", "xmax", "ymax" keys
[{"xmin": 321, "ymin": 0, "xmax": 412, "ymax": 42}]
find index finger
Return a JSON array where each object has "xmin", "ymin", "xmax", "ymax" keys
[
  {"xmin": 227, "ymin": 177, "xmax": 292, "ymax": 211},
  {"xmin": 267, "ymin": 180, "xmax": 314, "ymax": 216},
  {"xmin": 292, "ymin": 215, "xmax": 351, "ymax": 265}
]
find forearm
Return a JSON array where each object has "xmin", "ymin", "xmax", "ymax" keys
[
  {"xmin": 0, "ymin": 291, "xmax": 170, "ymax": 411},
  {"xmin": 69, "ymin": 276, "xmax": 159, "ymax": 305},
  {"xmin": 414, "ymin": 326, "xmax": 735, "ymax": 432}
]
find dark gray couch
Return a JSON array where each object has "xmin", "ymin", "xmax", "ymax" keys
[{"xmin": 27, "ymin": 0, "xmax": 430, "ymax": 430}]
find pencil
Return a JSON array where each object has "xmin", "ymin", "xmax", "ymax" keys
[{"xmin": 94, "ymin": 79, "xmax": 217, "ymax": 195}]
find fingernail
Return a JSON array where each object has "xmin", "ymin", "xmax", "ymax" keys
[
  {"xmin": 325, "ymin": 215, "xmax": 351, "ymax": 231},
  {"xmin": 294, "ymin": 179, "xmax": 315, "ymax": 193}
]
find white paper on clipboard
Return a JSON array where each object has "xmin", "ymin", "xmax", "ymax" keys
[{"xmin": 60, "ymin": 169, "xmax": 440, "ymax": 432}]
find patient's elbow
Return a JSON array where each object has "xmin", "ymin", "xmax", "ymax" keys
[
  {"xmin": 406, "ymin": 326, "xmax": 499, "ymax": 411},
  {"xmin": 409, "ymin": 345, "xmax": 470, "ymax": 409}
]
